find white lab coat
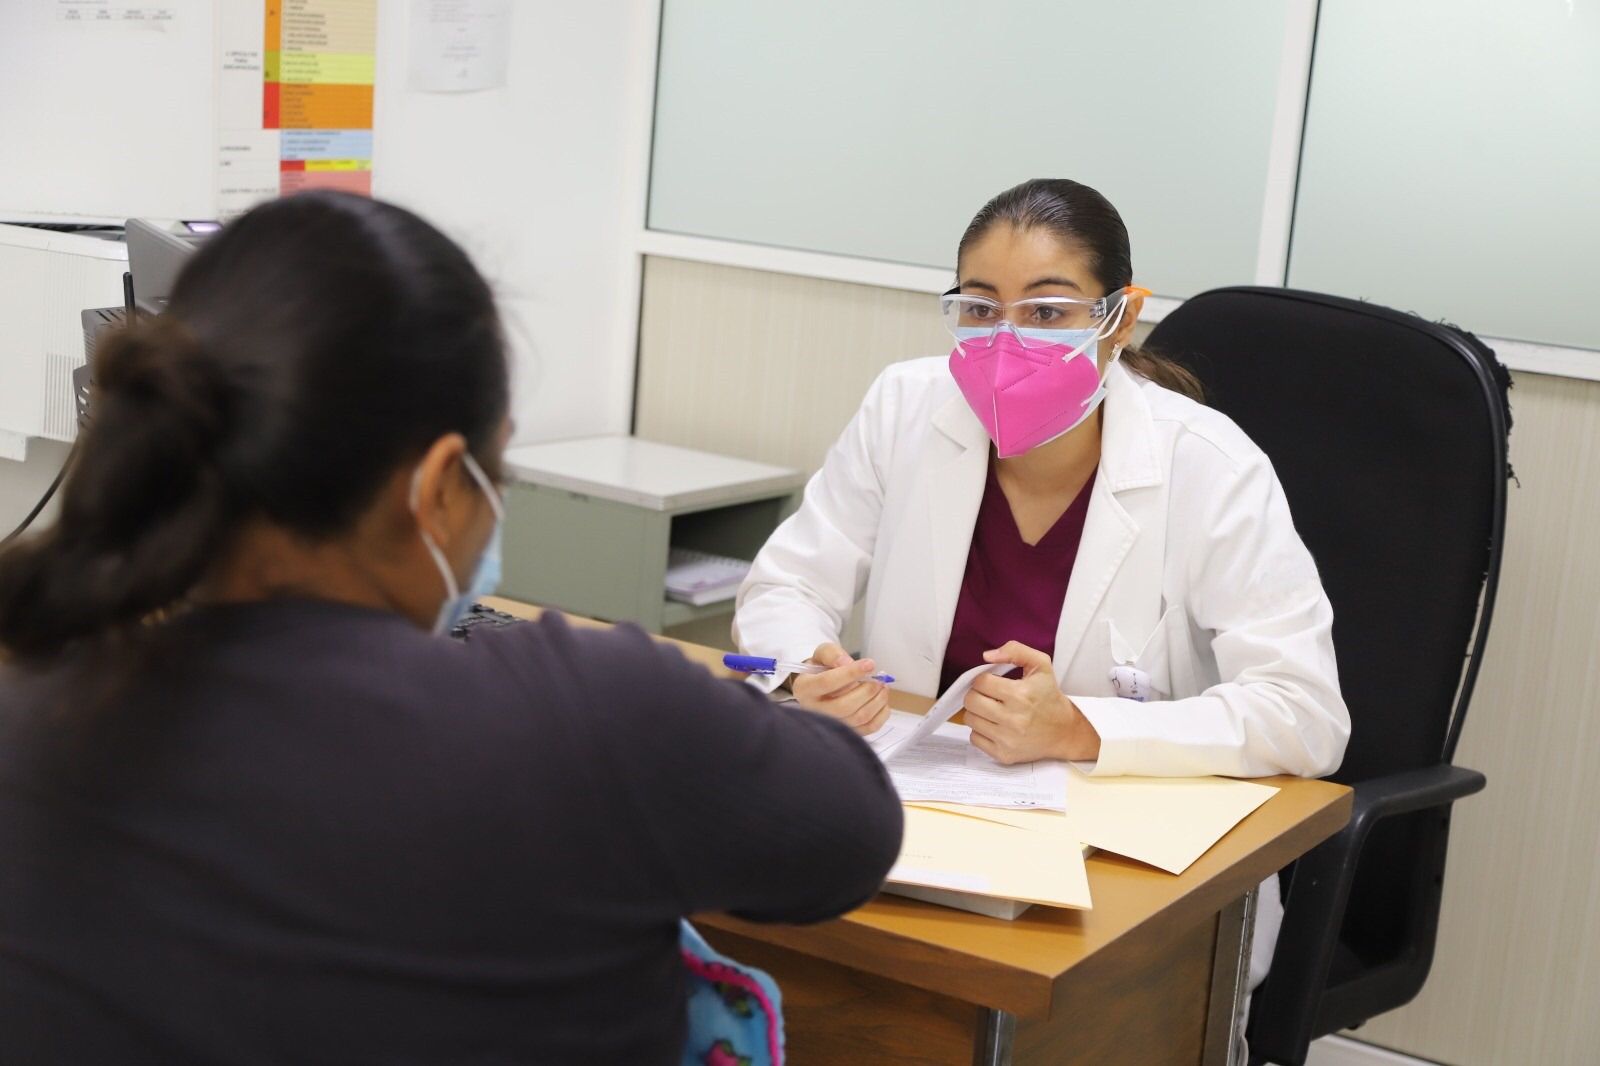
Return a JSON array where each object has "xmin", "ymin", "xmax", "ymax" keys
[{"xmin": 733, "ymin": 357, "xmax": 1352, "ymax": 984}]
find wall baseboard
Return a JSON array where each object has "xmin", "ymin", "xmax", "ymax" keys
[{"xmin": 1305, "ymin": 1035, "xmax": 1445, "ymax": 1066}]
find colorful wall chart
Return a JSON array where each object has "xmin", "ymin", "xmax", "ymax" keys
[{"xmin": 263, "ymin": 0, "xmax": 375, "ymax": 196}]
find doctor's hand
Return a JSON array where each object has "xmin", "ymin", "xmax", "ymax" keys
[
  {"xmin": 963, "ymin": 642, "xmax": 1102, "ymax": 765},
  {"xmin": 789, "ymin": 643, "xmax": 892, "ymax": 735}
]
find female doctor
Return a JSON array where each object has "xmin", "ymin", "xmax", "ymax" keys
[{"xmin": 732, "ymin": 178, "xmax": 1350, "ymax": 988}]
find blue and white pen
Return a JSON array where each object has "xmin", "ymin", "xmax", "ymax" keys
[{"xmin": 723, "ymin": 654, "xmax": 895, "ymax": 685}]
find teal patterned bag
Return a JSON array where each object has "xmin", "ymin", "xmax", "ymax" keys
[{"xmin": 679, "ymin": 920, "xmax": 785, "ymax": 1066}]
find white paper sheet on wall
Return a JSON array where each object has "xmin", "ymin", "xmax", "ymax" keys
[{"xmin": 408, "ymin": 0, "xmax": 512, "ymax": 93}]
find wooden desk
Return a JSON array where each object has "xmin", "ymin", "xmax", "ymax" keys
[{"xmin": 484, "ymin": 600, "xmax": 1351, "ymax": 1065}]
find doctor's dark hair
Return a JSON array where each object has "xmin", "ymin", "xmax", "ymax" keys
[
  {"xmin": 0, "ymin": 191, "xmax": 509, "ymax": 662},
  {"xmin": 958, "ymin": 179, "xmax": 1204, "ymax": 401}
]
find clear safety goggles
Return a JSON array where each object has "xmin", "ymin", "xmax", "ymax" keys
[{"xmin": 940, "ymin": 286, "xmax": 1150, "ymax": 348}]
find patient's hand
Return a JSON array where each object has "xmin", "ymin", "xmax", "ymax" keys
[{"xmin": 789, "ymin": 643, "xmax": 891, "ymax": 735}]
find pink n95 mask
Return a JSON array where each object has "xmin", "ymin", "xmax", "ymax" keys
[{"xmin": 947, "ymin": 297, "xmax": 1128, "ymax": 458}]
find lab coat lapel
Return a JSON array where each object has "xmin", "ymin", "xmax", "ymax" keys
[
  {"xmin": 924, "ymin": 393, "xmax": 991, "ymax": 662},
  {"xmin": 1054, "ymin": 364, "xmax": 1165, "ymax": 676}
]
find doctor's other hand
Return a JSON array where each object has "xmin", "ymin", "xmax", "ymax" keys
[
  {"xmin": 963, "ymin": 641, "xmax": 1102, "ymax": 765},
  {"xmin": 789, "ymin": 643, "xmax": 892, "ymax": 735}
]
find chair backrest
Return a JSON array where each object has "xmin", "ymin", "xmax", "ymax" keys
[{"xmin": 1145, "ymin": 287, "xmax": 1511, "ymax": 786}]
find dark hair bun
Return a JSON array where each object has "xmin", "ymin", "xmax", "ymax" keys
[
  {"xmin": 93, "ymin": 315, "xmax": 228, "ymax": 455},
  {"xmin": 0, "ymin": 315, "xmax": 236, "ymax": 660}
]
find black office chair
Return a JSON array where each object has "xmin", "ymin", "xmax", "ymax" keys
[{"xmin": 1144, "ymin": 287, "xmax": 1513, "ymax": 1066}]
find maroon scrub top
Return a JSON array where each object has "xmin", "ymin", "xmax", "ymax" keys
[{"xmin": 939, "ymin": 463, "xmax": 1096, "ymax": 693}]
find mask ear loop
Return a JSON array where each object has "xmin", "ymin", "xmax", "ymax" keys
[
  {"xmin": 410, "ymin": 465, "xmax": 462, "ymax": 606},
  {"xmin": 1063, "ymin": 293, "xmax": 1138, "ymax": 422},
  {"xmin": 1099, "ymin": 286, "xmax": 1151, "ymax": 373},
  {"xmin": 1102, "ymin": 297, "xmax": 1132, "ymax": 374},
  {"xmin": 461, "ymin": 452, "xmax": 506, "ymax": 522},
  {"xmin": 411, "ymin": 450, "xmax": 501, "ymax": 607}
]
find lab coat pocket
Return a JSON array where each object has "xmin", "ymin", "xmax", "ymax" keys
[
  {"xmin": 1162, "ymin": 604, "xmax": 1201, "ymax": 700},
  {"xmin": 1105, "ymin": 606, "xmax": 1183, "ymax": 702}
]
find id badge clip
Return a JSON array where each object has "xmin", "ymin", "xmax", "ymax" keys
[{"xmin": 1108, "ymin": 663, "xmax": 1155, "ymax": 703}]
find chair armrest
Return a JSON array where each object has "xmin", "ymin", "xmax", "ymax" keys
[
  {"xmin": 1280, "ymin": 764, "xmax": 1486, "ymax": 906},
  {"xmin": 1248, "ymin": 764, "xmax": 1485, "ymax": 1064},
  {"xmin": 1341, "ymin": 763, "xmax": 1487, "ymax": 849}
]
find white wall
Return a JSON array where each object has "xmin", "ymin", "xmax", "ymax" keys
[
  {"xmin": 372, "ymin": 0, "xmax": 653, "ymax": 445},
  {"xmin": 0, "ymin": 441, "xmax": 71, "ymax": 539}
]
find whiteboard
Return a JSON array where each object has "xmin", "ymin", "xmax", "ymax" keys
[
  {"xmin": 1288, "ymin": 0, "xmax": 1600, "ymax": 352},
  {"xmin": 0, "ymin": 0, "xmax": 217, "ymax": 223},
  {"xmin": 648, "ymin": 0, "xmax": 1293, "ymax": 298},
  {"xmin": 0, "ymin": 0, "xmax": 648, "ymax": 445}
]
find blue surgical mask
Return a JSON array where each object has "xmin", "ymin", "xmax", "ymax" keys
[
  {"xmin": 412, "ymin": 452, "xmax": 506, "ymax": 635},
  {"xmin": 954, "ymin": 322, "xmax": 1101, "ymax": 356}
]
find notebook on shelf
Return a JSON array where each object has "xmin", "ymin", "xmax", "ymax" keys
[{"xmin": 665, "ymin": 548, "xmax": 752, "ymax": 607}]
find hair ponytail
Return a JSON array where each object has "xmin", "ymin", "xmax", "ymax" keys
[
  {"xmin": 0, "ymin": 316, "xmax": 235, "ymax": 661},
  {"xmin": 1118, "ymin": 343, "xmax": 1205, "ymax": 402}
]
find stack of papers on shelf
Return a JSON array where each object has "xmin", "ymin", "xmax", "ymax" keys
[{"xmin": 664, "ymin": 548, "xmax": 751, "ymax": 607}]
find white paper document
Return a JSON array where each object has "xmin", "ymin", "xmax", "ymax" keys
[
  {"xmin": 863, "ymin": 711, "xmax": 919, "ymax": 758},
  {"xmin": 870, "ymin": 661, "xmax": 1014, "ymax": 761},
  {"xmin": 869, "ymin": 711, "xmax": 1067, "ymax": 810},
  {"xmin": 862, "ymin": 662, "xmax": 1064, "ymax": 809}
]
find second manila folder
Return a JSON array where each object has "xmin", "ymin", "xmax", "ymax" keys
[
  {"xmin": 917, "ymin": 767, "xmax": 1279, "ymax": 876},
  {"xmin": 888, "ymin": 805, "xmax": 1092, "ymax": 910}
]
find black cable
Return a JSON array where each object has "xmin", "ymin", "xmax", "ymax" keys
[{"xmin": 2, "ymin": 442, "xmax": 76, "ymax": 545}]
